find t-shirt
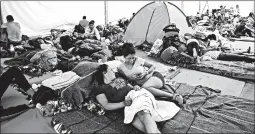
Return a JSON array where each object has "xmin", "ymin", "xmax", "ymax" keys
[
  {"xmin": 203, "ymin": 51, "xmax": 221, "ymax": 59},
  {"xmin": 1, "ymin": 22, "xmax": 21, "ymax": 42},
  {"xmin": 118, "ymin": 57, "xmax": 145, "ymax": 78},
  {"xmin": 93, "ymin": 77, "xmax": 132, "ymax": 103},
  {"xmin": 85, "ymin": 27, "xmax": 100, "ymax": 40},
  {"xmin": 79, "ymin": 19, "xmax": 89, "ymax": 28}
]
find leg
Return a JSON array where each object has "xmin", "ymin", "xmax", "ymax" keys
[
  {"xmin": 201, "ymin": 47, "xmax": 218, "ymax": 55},
  {"xmin": 136, "ymin": 111, "xmax": 161, "ymax": 134},
  {"xmin": 142, "ymin": 76, "xmax": 185, "ymax": 106},
  {"xmin": 0, "ymin": 67, "xmax": 33, "ymax": 98},
  {"xmin": 218, "ymin": 53, "xmax": 255, "ymax": 63},
  {"xmin": 231, "ymin": 47, "xmax": 250, "ymax": 54},
  {"xmin": 132, "ymin": 115, "xmax": 146, "ymax": 133},
  {"xmin": 142, "ymin": 77, "xmax": 173, "ymax": 98}
]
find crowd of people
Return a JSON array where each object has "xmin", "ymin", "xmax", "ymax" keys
[
  {"xmin": 0, "ymin": 5, "xmax": 254, "ymax": 133},
  {"xmin": 191, "ymin": 4, "xmax": 254, "ymax": 38},
  {"xmin": 0, "ymin": 13, "xmax": 183, "ymax": 134}
]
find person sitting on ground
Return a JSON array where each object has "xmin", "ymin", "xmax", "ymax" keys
[
  {"xmin": 235, "ymin": 4, "xmax": 240, "ymax": 16},
  {"xmin": 0, "ymin": 67, "xmax": 35, "ymax": 117},
  {"xmin": 234, "ymin": 19, "xmax": 252, "ymax": 37},
  {"xmin": 79, "ymin": 16, "xmax": 89, "ymax": 28},
  {"xmin": 245, "ymin": 12, "xmax": 255, "ymax": 36},
  {"xmin": 96, "ymin": 25, "xmax": 104, "ymax": 37},
  {"xmin": 92, "ymin": 64, "xmax": 183, "ymax": 133},
  {"xmin": 85, "ymin": 20, "xmax": 100, "ymax": 40},
  {"xmin": 117, "ymin": 43, "xmax": 186, "ymax": 105},
  {"xmin": 1, "ymin": 15, "xmax": 22, "ymax": 46},
  {"xmin": 200, "ymin": 47, "xmax": 254, "ymax": 63},
  {"xmin": 220, "ymin": 5, "xmax": 226, "ymax": 22}
]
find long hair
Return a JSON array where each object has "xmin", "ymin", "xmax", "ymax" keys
[{"xmin": 91, "ymin": 64, "xmax": 108, "ymax": 86}]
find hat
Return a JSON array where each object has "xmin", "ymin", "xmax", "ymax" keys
[
  {"xmin": 194, "ymin": 32, "xmax": 206, "ymax": 40},
  {"xmin": 187, "ymin": 39, "xmax": 199, "ymax": 45},
  {"xmin": 164, "ymin": 31, "xmax": 179, "ymax": 38},
  {"xmin": 163, "ymin": 23, "xmax": 180, "ymax": 33}
]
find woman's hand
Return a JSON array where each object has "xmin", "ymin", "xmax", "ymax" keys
[
  {"xmin": 124, "ymin": 97, "xmax": 132, "ymax": 106},
  {"xmin": 136, "ymin": 71, "xmax": 147, "ymax": 79},
  {"xmin": 134, "ymin": 85, "xmax": 141, "ymax": 91},
  {"xmin": 129, "ymin": 73, "xmax": 142, "ymax": 80}
]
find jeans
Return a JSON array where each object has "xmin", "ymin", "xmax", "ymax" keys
[
  {"xmin": 0, "ymin": 67, "xmax": 31, "ymax": 117},
  {"xmin": 218, "ymin": 53, "xmax": 255, "ymax": 63}
]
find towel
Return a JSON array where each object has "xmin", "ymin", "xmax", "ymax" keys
[{"xmin": 124, "ymin": 89, "xmax": 180, "ymax": 124}]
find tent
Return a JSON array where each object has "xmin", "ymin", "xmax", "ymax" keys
[{"xmin": 123, "ymin": 1, "xmax": 193, "ymax": 46}]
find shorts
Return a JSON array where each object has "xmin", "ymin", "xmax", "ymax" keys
[
  {"xmin": 151, "ymin": 71, "xmax": 165, "ymax": 86},
  {"xmin": 137, "ymin": 71, "xmax": 165, "ymax": 87}
]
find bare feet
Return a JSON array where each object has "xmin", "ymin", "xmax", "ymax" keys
[{"xmin": 173, "ymin": 94, "xmax": 186, "ymax": 107}]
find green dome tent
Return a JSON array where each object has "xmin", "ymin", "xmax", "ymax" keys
[{"xmin": 123, "ymin": 1, "xmax": 193, "ymax": 46}]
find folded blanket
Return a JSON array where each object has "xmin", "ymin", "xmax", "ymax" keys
[{"xmin": 42, "ymin": 71, "xmax": 81, "ymax": 90}]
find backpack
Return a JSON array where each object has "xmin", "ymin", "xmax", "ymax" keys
[
  {"xmin": 30, "ymin": 48, "xmax": 58, "ymax": 71},
  {"xmin": 74, "ymin": 24, "xmax": 85, "ymax": 34},
  {"xmin": 59, "ymin": 35, "xmax": 75, "ymax": 51},
  {"xmin": 32, "ymin": 86, "xmax": 59, "ymax": 105}
]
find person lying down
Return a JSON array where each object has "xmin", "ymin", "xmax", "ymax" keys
[{"xmin": 91, "ymin": 64, "xmax": 182, "ymax": 134}]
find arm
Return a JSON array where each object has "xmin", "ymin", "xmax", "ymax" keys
[
  {"xmin": 143, "ymin": 60, "xmax": 156, "ymax": 74},
  {"xmin": 84, "ymin": 27, "xmax": 91, "ymax": 35},
  {"xmin": 94, "ymin": 28, "xmax": 101, "ymax": 40},
  {"xmin": 117, "ymin": 66, "xmax": 137, "ymax": 81},
  {"xmin": 96, "ymin": 94, "xmax": 125, "ymax": 111},
  {"xmin": 16, "ymin": 23, "xmax": 21, "ymax": 29}
]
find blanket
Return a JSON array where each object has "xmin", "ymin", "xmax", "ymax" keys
[
  {"xmin": 52, "ymin": 83, "xmax": 254, "ymax": 133},
  {"xmin": 166, "ymin": 59, "xmax": 255, "ymax": 81}
]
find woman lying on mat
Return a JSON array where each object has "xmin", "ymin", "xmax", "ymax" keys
[
  {"xmin": 92, "ymin": 64, "xmax": 183, "ymax": 134},
  {"xmin": 0, "ymin": 67, "xmax": 35, "ymax": 117},
  {"xmin": 118, "ymin": 43, "xmax": 179, "ymax": 96}
]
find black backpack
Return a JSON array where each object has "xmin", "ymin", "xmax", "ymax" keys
[
  {"xmin": 74, "ymin": 24, "xmax": 85, "ymax": 34},
  {"xmin": 32, "ymin": 86, "xmax": 59, "ymax": 105}
]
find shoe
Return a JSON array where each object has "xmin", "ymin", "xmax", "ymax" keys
[{"xmin": 247, "ymin": 46, "xmax": 251, "ymax": 53}]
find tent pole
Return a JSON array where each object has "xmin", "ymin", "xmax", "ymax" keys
[
  {"xmin": 181, "ymin": 1, "xmax": 184, "ymax": 11},
  {"xmin": 0, "ymin": 1, "xmax": 3, "ymax": 25},
  {"xmin": 104, "ymin": 1, "xmax": 108, "ymax": 26},
  {"xmin": 199, "ymin": 1, "xmax": 201, "ymax": 13}
]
